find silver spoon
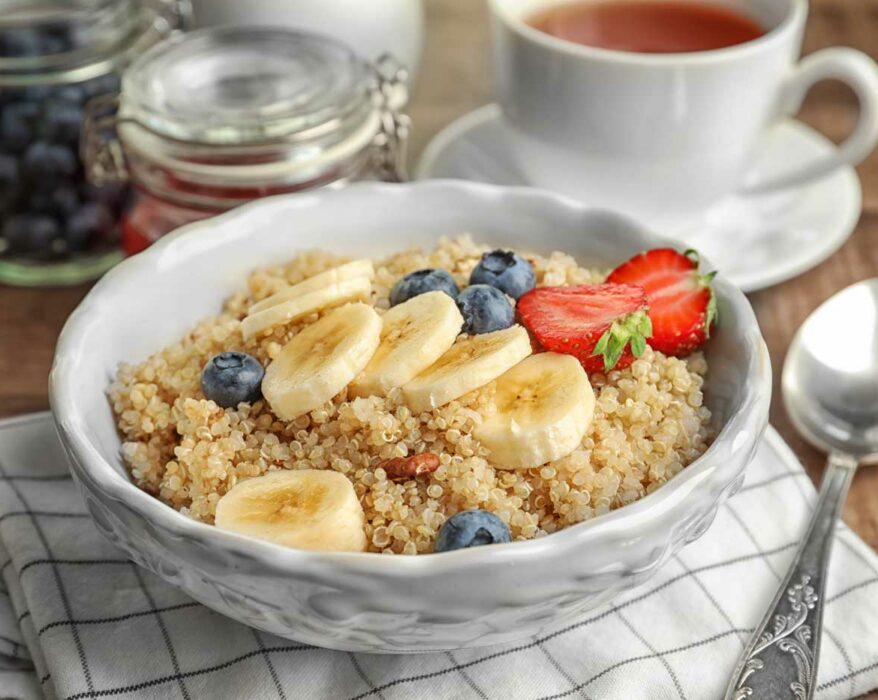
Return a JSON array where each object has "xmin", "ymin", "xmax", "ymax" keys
[{"xmin": 725, "ymin": 278, "xmax": 878, "ymax": 700}]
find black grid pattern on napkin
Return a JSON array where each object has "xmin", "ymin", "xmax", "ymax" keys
[{"xmin": 0, "ymin": 413, "xmax": 877, "ymax": 700}]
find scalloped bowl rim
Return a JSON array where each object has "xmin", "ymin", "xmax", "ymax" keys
[{"xmin": 50, "ymin": 180, "xmax": 771, "ymax": 579}]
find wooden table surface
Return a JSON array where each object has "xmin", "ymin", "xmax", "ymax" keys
[{"xmin": 0, "ymin": 3, "xmax": 876, "ymax": 692}]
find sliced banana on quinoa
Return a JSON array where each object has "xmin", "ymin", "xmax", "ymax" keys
[
  {"xmin": 241, "ymin": 274, "xmax": 373, "ymax": 340},
  {"xmin": 262, "ymin": 302, "xmax": 381, "ymax": 420},
  {"xmin": 349, "ymin": 291, "xmax": 464, "ymax": 399},
  {"xmin": 215, "ymin": 469, "xmax": 367, "ymax": 552},
  {"xmin": 475, "ymin": 352, "xmax": 595, "ymax": 469},
  {"xmin": 248, "ymin": 259, "xmax": 374, "ymax": 314},
  {"xmin": 403, "ymin": 325, "xmax": 532, "ymax": 414}
]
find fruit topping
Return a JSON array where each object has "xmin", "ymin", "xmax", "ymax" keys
[
  {"xmin": 403, "ymin": 325, "xmax": 532, "ymax": 414},
  {"xmin": 376, "ymin": 453, "xmax": 441, "ymax": 481},
  {"xmin": 475, "ymin": 353, "xmax": 595, "ymax": 469},
  {"xmin": 390, "ymin": 268, "xmax": 459, "ymax": 306},
  {"xmin": 457, "ymin": 283, "xmax": 514, "ymax": 334},
  {"xmin": 469, "ymin": 249, "xmax": 536, "ymax": 299},
  {"xmin": 606, "ymin": 248, "xmax": 717, "ymax": 357},
  {"xmin": 215, "ymin": 470, "xmax": 367, "ymax": 552},
  {"xmin": 201, "ymin": 352, "xmax": 265, "ymax": 408},
  {"xmin": 350, "ymin": 290, "xmax": 463, "ymax": 398},
  {"xmin": 241, "ymin": 275, "xmax": 372, "ymax": 340},
  {"xmin": 434, "ymin": 510, "xmax": 512, "ymax": 552},
  {"xmin": 262, "ymin": 302, "xmax": 382, "ymax": 420},
  {"xmin": 248, "ymin": 259, "xmax": 374, "ymax": 315},
  {"xmin": 518, "ymin": 283, "xmax": 651, "ymax": 373}
]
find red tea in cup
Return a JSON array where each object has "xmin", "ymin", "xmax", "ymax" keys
[{"xmin": 528, "ymin": 0, "xmax": 765, "ymax": 54}]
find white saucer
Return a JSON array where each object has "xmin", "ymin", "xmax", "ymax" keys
[{"xmin": 416, "ymin": 104, "xmax": 862, "ymax": 292}]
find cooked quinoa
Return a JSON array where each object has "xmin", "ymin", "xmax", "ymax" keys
[{"xmin": 109, "ymin": 235, "xmax": 712, "ymax": 554}]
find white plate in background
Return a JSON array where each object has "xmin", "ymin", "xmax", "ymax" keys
[{"xmin": 417, "ymin": 104, "xmax": 862, "ymax": 293}]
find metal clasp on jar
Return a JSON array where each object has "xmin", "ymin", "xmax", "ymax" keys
[
  {"xmin": 372, "ymin": 54, "xmax": 412, "ymax": 183},
  {"xmin": 82, "ymin": 93, "xmax": 128, "ymax": 186}
]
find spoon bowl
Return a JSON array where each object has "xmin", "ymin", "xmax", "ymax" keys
[{"xmin": 782, "ymin": 278, "xmax": 878, "ymax": 463}]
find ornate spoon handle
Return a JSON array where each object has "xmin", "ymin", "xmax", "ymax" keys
[{"xmin": 724, "ymin": 451, "xmax": 857, "ymax": 700}]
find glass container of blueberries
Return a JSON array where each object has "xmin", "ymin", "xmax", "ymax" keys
[
  {"xmin": 82, "ymin": 26, "xmax": 411, "ymax": 256},
  {"xmin": 0, "ymin": 0, "xmax": 188, "ymax": 285}
]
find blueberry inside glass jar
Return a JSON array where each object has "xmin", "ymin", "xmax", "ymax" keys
[
  {"xmin": 0, "ymin": 0, "xmax": 187, "ymax": 286},
  {"xmin": 84, "ymin": 27, "xmax": 411, "ymax": 255}
]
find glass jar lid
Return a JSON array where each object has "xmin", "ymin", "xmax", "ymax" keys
[
  {"xmin": 0, "ymin": 0, "xmax": 186, "ymax": 85},
  {"xmin": 87, "ymin": 26, "xmax": 410, "ymax": 203},
  {"xmin": 120, "ymin": 26, "xmax": 377, "ymax": 145}
]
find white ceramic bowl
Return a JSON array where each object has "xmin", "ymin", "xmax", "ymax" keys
[{"xmin": 50, "ymin": 182, "xmax": 771, "ymax": 653}]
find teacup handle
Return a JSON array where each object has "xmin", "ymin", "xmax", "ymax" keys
[{"xmin": 742, "ymin": 48, "xmax": 878, "ymax": 194}]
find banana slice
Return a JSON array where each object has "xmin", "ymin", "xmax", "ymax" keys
[
  {"xmin": 249, "ymin": 259, "xmax": 374, "ymax": 314},
  {"xmin": 242, "ymin": 275, "xmax": 373, "ymax": 340},
  {"xmin": 215, "ymin": 469, "xmax": 366, "ymax": 552},
  {"xmin": 475, "ymin": 353, "xmax": 595, "ymax": 469},
  {"xmin": 262, "ymin": 302, "xmax": 381, "ymax": 420},
  {"xmin": 349, "ymin": 291, "xmax": 464, "ymax": 399},
  {"xmin": 403, "ymin": 325, "xmax": 532, "ymax": 414}
]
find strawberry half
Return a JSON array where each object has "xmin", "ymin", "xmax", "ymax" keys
[
  {"xmin": 517, "ymin": 283, "xmax": 652, "ymax": 373},
  {"xmin": 606, "ymin": 248, "xmax": 717, "ymax": 357}
]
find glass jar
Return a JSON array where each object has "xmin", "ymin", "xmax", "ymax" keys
[
  {"xmin": 84, "ymin": 27, "xmax": 410, "ymax": 255},
  {"xmin": 0, "ymin": 0, "xmax": 187, "ymax": 286}
]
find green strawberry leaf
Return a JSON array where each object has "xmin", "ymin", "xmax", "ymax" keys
[
  {"xmin": 592, "ymin": 331, "xmax": 610, "ymax": 357},
  {"xmin": 605, "ymin": 330, "xmax": 626, "ymax": 370},
  {"xmin": 705, "ymin": 288, "xmax": 718, "ymax": 337},
  {"xmin": 698, "ymin": 271, "xmax": 718, "ymax": 337},
  {"xmin": 636, "ymin": 313, "xmax": 652, "ymax": 338},
  {"xmin": 590, "ymin": 309, "xmax": 653, "ymax": 371},
  {"xmin": 683, "ymin": 249, "xmax": 700, "ymax": 265},
  {"xmin": 630, "ymin": 333, "xmax": 646, "ymax": 357}
]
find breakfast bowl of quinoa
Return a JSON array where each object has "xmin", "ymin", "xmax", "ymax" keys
[{"xmin": 50, "ymin": 181, "xmax": 770, "ymax": 652}]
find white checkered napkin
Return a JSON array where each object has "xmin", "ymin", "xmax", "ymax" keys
[{"xmin": 1, "ymin": 413, "xmax": 878, "ymax": 700}]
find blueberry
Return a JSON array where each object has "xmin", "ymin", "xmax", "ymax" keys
[
  {"xmin": 26, "ymin": 191, "xmax": 55, "ymax": 215},
  {"xmin": 82, "ymin": 181, "xmax": 129, "ymax": 214},
  {"xmin": 65, "ymin": 201, "xmax": 113, "ymax": 251},
  {"xmin": 21, "ymin": 85, "xmax": 54, "ymax": 103},
  {"xmin": 29, "ymin": 184, "xmax": 79, "ymax": 217},
  {"xmin": 456, "ymin": 284, "xmax": 514, "ymax": 335},
  {"xmin": 0, "ymin": 30, "xmax": 42, "ymax": 58},
  {"xmin": 0, "ymin": 154, "xmax": 19, "ymax": 216},
  {"xmin": 43, "ymin": 101, "xmax": 83, "ymax": 146},
  {"xmin": 22, "ymin": 141, "xmax": 78, "ymax": 187},
  {"xmin": 0, "ymin": 154, "xmax": 19, "ymax": 198},
  {"xmin": 81, "ymin": 72, "xmax": 121, "ymax": 99},
  {"xmin": 434, "ymin": 510, "xmax": 512, "ymax": 552},
  {"xmin": 50, "ymin": 184, "xmax": 81, "ymax": 218},
  {"xmin": 38, "ymin": 32, "xmax": 69, "ymax": 56},
  {"xmin": 1, "ymin": 214, "xmax": 59, "ymax": 254},
  {"xmin": 201, "ymin": 352, "xmax": 265, "ymax": 408},
  {"xmin": 390, "ymin": 268, "xmax": 459, "ymax": 306},
  {"xmin": 57, "ymin": 84, "xmax": 87, "ymax": 105},
  {"xmin": 1, "ymin": 102, "xmax": 40, "ymax": 152},
  {"xmin": 470, "ymin": 250, "xmax": 536, "ymax": 300}
]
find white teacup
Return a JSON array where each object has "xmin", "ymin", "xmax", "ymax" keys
[{"xmin": 489, "ymin": 0, "xmax": 878, "ymax": 226}]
